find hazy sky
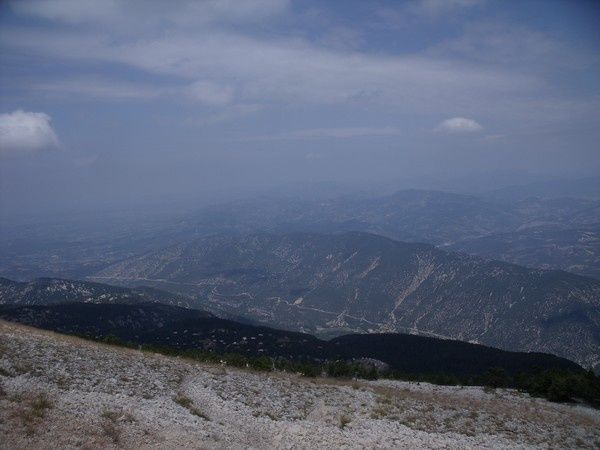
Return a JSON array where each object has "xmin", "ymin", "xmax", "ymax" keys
[{"xmin": 1, "ymin": 0, "xmax": 599, "ymax": 215}]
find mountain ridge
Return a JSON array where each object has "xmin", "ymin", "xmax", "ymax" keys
[
  {"xmin": 0, "ymin": 302, "xmax": 584, "ymax": 379},
  {"xmin": 0, "ymin": 276, "xmax": 195, "ymax": 309},
  {"xmin": 90, "ymin": 231, "xmax": 600, "ymax": 370},
  {"xmin": 2, "ymin": 188, "xmax": 599, "ymax": 280}
]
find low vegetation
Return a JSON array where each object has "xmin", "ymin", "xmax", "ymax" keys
[
  {"xmin": 174, "ymin": 394, "xmax": 210, "ymax": 421},
  {"xmin": 92, "ymin": 334, "xmax": 600, "ymax": 407},
  {"xmin": 9, "ymin": 392, "xmax": 53, "ymax": 434},
  {"xmin": 2, "ymin": 321, "xmax": 599, "ymax": 449},
  {"xmin": 339, "ymin": 414, "xmax": 351, "ymax": 429}
]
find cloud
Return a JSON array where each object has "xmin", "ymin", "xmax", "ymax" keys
[
  {"xmin": 319, "ymin": 26, "xmax": 365, "ymax": 51},
  {"xmin": 0, "ymin": 27, "xmax": 539, "ymax": 114},
  {"xmin": 10, "ymin": 0, "xmax": 290, "ymax": 27},
  {"xmin": 408, "ymin": 0, "xmax": 485, "ymax": 17},
  {"xmin": 188, "ymin": 80, "xmax": 235, "ymax": 106},
  {"xmin": 378, "ymin": 0, "xmax": 484, "ymax": 23},
  {"xmin": 436, "ymin": 117, "xmax": 483, "ymax": 133},
  {"xmin": 305, "ymin": 152, "xmax": 323, "ymax": 160},
  {"xmin": 193, "ymin": 0, "xmax": 290, "ymax": 23},
  {"xmin": 0, "ymin": 110, "xmax": 60, "ymax": 155},
  {"xmin": 2, "ymin": 0, "xmax": 591, "ymax": 131},
  {"xmin": 32, "ymin": 78, "xmax": 166, "ymax": 100},
  {"xmin": 10, "ymin": 0, "xmax": 121, "ymax": 24},
  {"xmin": 191, "ymin": 104, "xmax": 263, "ymax": 125},
  {"xmin": 430, "ymin": 22, "xmax": 598, "ymax": 71},
  {"xmin": 246, "ymin": 127, "xmax": 403, "ymax": 141}
]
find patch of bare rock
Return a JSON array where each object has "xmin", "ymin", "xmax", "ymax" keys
[{"xmin": 0, "ymin": 320, "xmax": 598, "ymax": 449}]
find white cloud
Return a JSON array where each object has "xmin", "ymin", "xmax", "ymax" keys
[
  {"xmin": 188, "ymin": 80, "xmax": 235, "ymax": 106},
  {"xmin": 10, "ymin": 0, "xmax": 120, "ymax": 24},
  {"xmin": 436, "ymin": 117, "xmax": 483, "ymax": 133},
  {"xmin": 192, "ymin": 104, "xmax": 263, "ymax": 125},
  {"xmin": 408, "ymin": 0, "xmax": 484, "ymax": 17},
  {"xmin": 3, "ymin": 0, "xmax": 588, "ymax": 129},
  {"xmin": 33, "ymin": 78, "xmax": 165, "ymax": 100},
  {"xmin": 246, "ymin": 127, "xmax": 403, "ymax": 141},
  {"xmin": 376, "ymin": 0, "xmax": 484, "ymax": 28},
  {"xmin": 193, "ymin": 0, "xmax": 290, "ymax": 23},
  {"xmin": 0, "ymin": 110, "xmax": 61, "ymax": 155},
  {"xmin": 319, "ymin": 26, "xmax": 365, "ymax": 51},
  {"xmin": 10, "ymin": 0, "xmax": 290, "ymax": 26},
  {"xmin": 305, "ymin": 152, "xmax": 323, "ymax": 160},
  {"xmin": 1, "ymin": 27, "xmax": 539, "ymax": 114},
  {"xmin": 430, "ymin": 22, "xmax": 597, "ymax": 71}
]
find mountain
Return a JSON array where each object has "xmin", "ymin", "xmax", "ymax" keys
[
  {"xmin": 512, "ymin": 197, "xmax": 600, "ymax": 229},
  {"xmin": 484, "ymin": 176, "xmax": 600, "ymax": 202},
  {"xmin": 165, "ymin": 190, "xmax": 600, "ymax": 279},
  {"xmin": 183, "ymin": 190, "xmax": 600, "ymax": 278},
  {"xmin": 182, "ymin": 190, "xmax": 521, "ymax": 245},
  {"xmin": 0, "ymin": 277, "xmax": 194, "ymax": 308},
  {"xmin": 0, "ymin": 302, "xmax": 583, "ymax": 378},
  {"xmin": 2, "ymin": 188, "xmax": 599, "ymax": 280},
  {"xmin": 447, "ymin": 224, "xmax": 600, "ymax": 279},
  {"xmin": 91, "ymin": 232, "xmax": 600, "ymax": 370},
  {"xmin": 183, "ymin": 189, "xmax": 600, "ymax": 241}
]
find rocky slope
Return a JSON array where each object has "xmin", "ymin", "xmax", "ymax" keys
[
  {"xmin": 93, "ymin": 232, "xmax": 600, "ymax": 371},
  {"xmin": 0, "ymin": 277, "xmax": 193, "ymax": 308},
  {"xmin": 1, "ymin": 320, "xmax": 598, "ymax": 449}
]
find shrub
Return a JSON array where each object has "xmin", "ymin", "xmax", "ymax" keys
[
  {"xmin": 516, "ymin": 369, "xmax": 600, "ymax": 406},
  {"xmin": 101, "ymin": 334, "xmax": 125, "ymax": 346},
  {"xmin": 84, "ymin": 332, "xmax": 600, "ymax": 407},
  {"xmin": 479, "ymin": 367, "xmax": 511, "ymax": 388},
  {"xmin": 101, "ymin": 420, "xmax": 121, "ymax": 443},
  {"xmin": 174, "ymin": 395, "xmax": 210, "ymax": 420},
  {"xmin": 174, "ymin": 395, "xmax": 193, "ymax": 408},
  {"xmin": 339, "ymin": 414, "xmax": 351, "ymax": 429},
  {"xmin": 249, "ymin": 356, "xmax": 272, "ymax": 372},
  {"xmin": 222, "ymin": 353, "xmax": 247, "ymax": 368},
  {"xmin": 30, "ymin": 393, "xmax": 52, "ymax": 418}
]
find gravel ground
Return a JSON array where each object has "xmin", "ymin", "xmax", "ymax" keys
[{"xmin": 0, "ymin": 320, "xmax": 599, "ymax": 449}]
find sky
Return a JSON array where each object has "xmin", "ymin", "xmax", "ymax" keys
[{"xmin": 1, "ymin": 0, "xmax": 599, "ymax": 217}]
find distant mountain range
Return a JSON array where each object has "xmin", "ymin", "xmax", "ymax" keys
[
  {"xmin": 90, "ymin": 231, "xmax": 600, "ymax": 371},
  {"xmin": 2, "ymin": 187, "xmax": 599, "ymax": 280},
  {"xmin": 0, "ymin": 302, "xmax": 583, "ymax": 379},
  {"xmin": 179, "ymin": 190, "xmax": 600, "ymax": 278},
  {"xmin": 447, "ymin": 224, "xmax": 600, "ymax": 279},
  {"xmin": 484, "ymin": 176, "xmax": 600, "ymax": 202}
]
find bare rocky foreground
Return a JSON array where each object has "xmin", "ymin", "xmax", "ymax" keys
[{"xmin": 0, "ymin": 321, "xmax": 599, "ymax": 449}]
